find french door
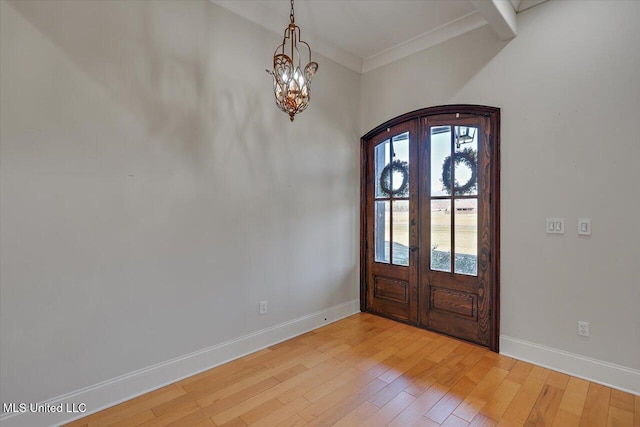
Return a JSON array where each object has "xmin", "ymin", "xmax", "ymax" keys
[{"xmin": 360, "ymin": 105, "xmax": 500, "ymax": 351}]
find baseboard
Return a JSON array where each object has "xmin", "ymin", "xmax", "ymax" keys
[
  {"xmin": 0, "ymin": 299, "xmax": 361, "ymax": 427},
  {"xmin": 500, "ymin": 335, "xmax": 640, "ymax": 395}
]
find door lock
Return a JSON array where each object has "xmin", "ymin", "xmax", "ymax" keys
[{"xmin": 409, "ymin": 246, "xmax": 418, "ymax": 252}]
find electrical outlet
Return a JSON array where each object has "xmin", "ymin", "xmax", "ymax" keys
[
  {"xmin": 578, "ymin": 321, "xmax": 589, "ymax": 337},
  {"xmin": 259, "ymin": 300, "xmax": 268, "ymax": 315}
]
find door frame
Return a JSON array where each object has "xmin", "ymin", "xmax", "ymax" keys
[{"xmin": 360, "ymin": 105, "xmax": 501, "ymax": 352}]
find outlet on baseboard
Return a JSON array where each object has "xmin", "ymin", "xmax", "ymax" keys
[
  {"xmin": 259, "ymin": 300, "xmax": 268, "ymax": 315},
  {"xmin": 578, "ymin": 321, "xmax": 589, "ymax": 337}
]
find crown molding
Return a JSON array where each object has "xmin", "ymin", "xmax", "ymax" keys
[
  {"xmin": 362, "ymin": 11, "xmax": 488, "ymax": 73},
  {"xmin": 518, "ymin": 0, "xmax": 549, "ymax": 13},
  {"xmin": 211, "ymin": 1, "xmax": 501, "ymax": 74}
]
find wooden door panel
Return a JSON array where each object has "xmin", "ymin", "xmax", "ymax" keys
[
  {"xmin": 374, "ymin": 276, "xmax": 409, "ymax": 304},
  {"xmin": 427, "ymin": 286, "xmax": 479, "ymax": 343},
  {"xmin": 430, "ymin": 287, "xmax": 477, "ymax": 319},
  {"xmin": 370, "ymin": 275, "xmax": 411, "ymax": 322}
]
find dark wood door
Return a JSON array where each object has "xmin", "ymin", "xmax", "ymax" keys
[
  {"xmin": 361, "ymin": 106, "xmax": 499, "ymax": 351},
  {"xmin": 364, "ymin": 121, "xmax": 419, "ymax": 324},
  {"xmin": 418, "ymin": 113, "xmax": 496, "ymax": 349}
]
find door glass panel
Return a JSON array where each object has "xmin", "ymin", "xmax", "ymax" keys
[
  {"xmin": 392, "ymin": 132, "xmax": 409, "ymax": 163},
  {"xmin": 430, "ymin": 126, "xmax": 451, "ymax": 196},
  {"xmin": 454, "ymin": 199, "xmax": 478, "ymax": 276},
  {"xmin": 376, "ymin": 132, "xmax": 410, "ymax": 198},
  {"xmin": 392, "ymin": 200, "xmax": 409, "ymax": 266},
  {"xmin": 454, "ymin": 126, "xmax": 478, "ymax": 196},
  {"xmin": 374, "ymin": 201, "xmax": 390, "ymax": 263},
  {"xmin": 374, "ymin": 140, "xmax": 390, "ymax": 198},
  {"xmin": 390, "ymin": 132, "xmax": 410, "ymax": 198},
  {"xmin": 431, "ymin": 200, "xmax": 451, "ymax": 272}
]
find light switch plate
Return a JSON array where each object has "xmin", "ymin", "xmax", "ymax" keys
[
  {"xmin": 546, "ymin": 218, "xmax": 565, "ymax": 234},
  {"xmin": 578, "ymin": 218, "xmax": 591, "ymax": 235}
]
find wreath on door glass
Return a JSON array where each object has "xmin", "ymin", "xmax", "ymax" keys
[
  {"xmin": 442, "ymin": 148, "xmax": 477, "ymax": 195},
  {"xmin": 379, "ymin": 160, "xmax": 409, "ymax": 197}
]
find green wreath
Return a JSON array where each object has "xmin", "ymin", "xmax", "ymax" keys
[
  {"xmin": 442, "ymin": 148, "xmax": 477, "ymax": 195},
  {"xmin": 379, "ymin": 160, "xmax": 409, "ymax": 197}
]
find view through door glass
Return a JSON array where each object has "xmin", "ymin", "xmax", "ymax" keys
[
  {"xmin": 374, "ymin": 132, "xmax": 410, "ymax": 266},
  {"xmin": 430, "ymin": 125, "xmax": 478, "ymax": 275}
]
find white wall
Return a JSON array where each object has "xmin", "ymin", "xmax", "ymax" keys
[
  {"xmin": 362, "ymin": 0, "xmax": 640, "ymax": 374},
  {"xmin": 2, "ymin": 0, "xmax": 639, "ymax": 418},
  {"xmin": 0, "ymin": 0, "xmax": 360, "ymax": 409}
]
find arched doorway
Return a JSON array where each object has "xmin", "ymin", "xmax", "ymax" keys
[{"xmin": 360, "ymin": 105, "xmax": 500, "ymax": 351}]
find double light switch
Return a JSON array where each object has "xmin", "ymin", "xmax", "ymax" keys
[{"xmin": 546, "ymin": 218, "xmax": 565, "ymax": 234}]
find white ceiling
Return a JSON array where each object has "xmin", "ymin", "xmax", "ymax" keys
[{"xmin": 212, "ymin": 0, "xmax": 547, "ymax": 73}]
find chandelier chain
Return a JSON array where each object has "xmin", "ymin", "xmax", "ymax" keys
[{"xmin": 290, "ymin": 0, "xmax": 295, "ymax": 23}]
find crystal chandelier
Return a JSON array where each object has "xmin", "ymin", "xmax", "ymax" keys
[{"xmin": 268, "ymin": 0, "xmax": 318, "ymax": 122}]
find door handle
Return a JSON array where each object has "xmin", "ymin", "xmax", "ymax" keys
[{"xmin": 409, "ymin": 246, "xmax": 418, "ymax": 252}]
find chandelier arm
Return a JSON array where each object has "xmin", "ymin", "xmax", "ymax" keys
[
  {"xmin": 291, "ymin": 26, "xmax": 295, "ymax": 67},
  {"xmin": 298, "ymin": 40, "xmax": 312, "ymax": 63},
  {"xmin": 293, "ymin": 26, "xmax": 303, "ymax": 63},
  {"xmin": 274, "ymin": 40, "xmax": 285, "ymax": 58},
  {"xmin": 281, "ymin": 25, "xmax": 290, "ymax": 55},
  {"xmin": 291, "ymin": 24, "xmax": 312, "ymax": 63}
]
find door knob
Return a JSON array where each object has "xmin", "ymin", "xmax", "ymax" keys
[{"xmin": 409, "ymin": 246, "xmax": 418, "ymax": 252}]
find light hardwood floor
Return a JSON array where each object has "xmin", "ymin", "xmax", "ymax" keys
[{"xmin": 66, "ymin": 313, "xmax": 639, "ymax": 427}]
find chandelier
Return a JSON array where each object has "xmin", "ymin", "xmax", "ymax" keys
[{"xmin": 267, "ymin": 0, "xmax": 318, "ymax": 122}]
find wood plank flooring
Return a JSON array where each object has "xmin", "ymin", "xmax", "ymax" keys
[{"xmin": 65, "ymin": 313, "xmax": 639, "ymax": 427}]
